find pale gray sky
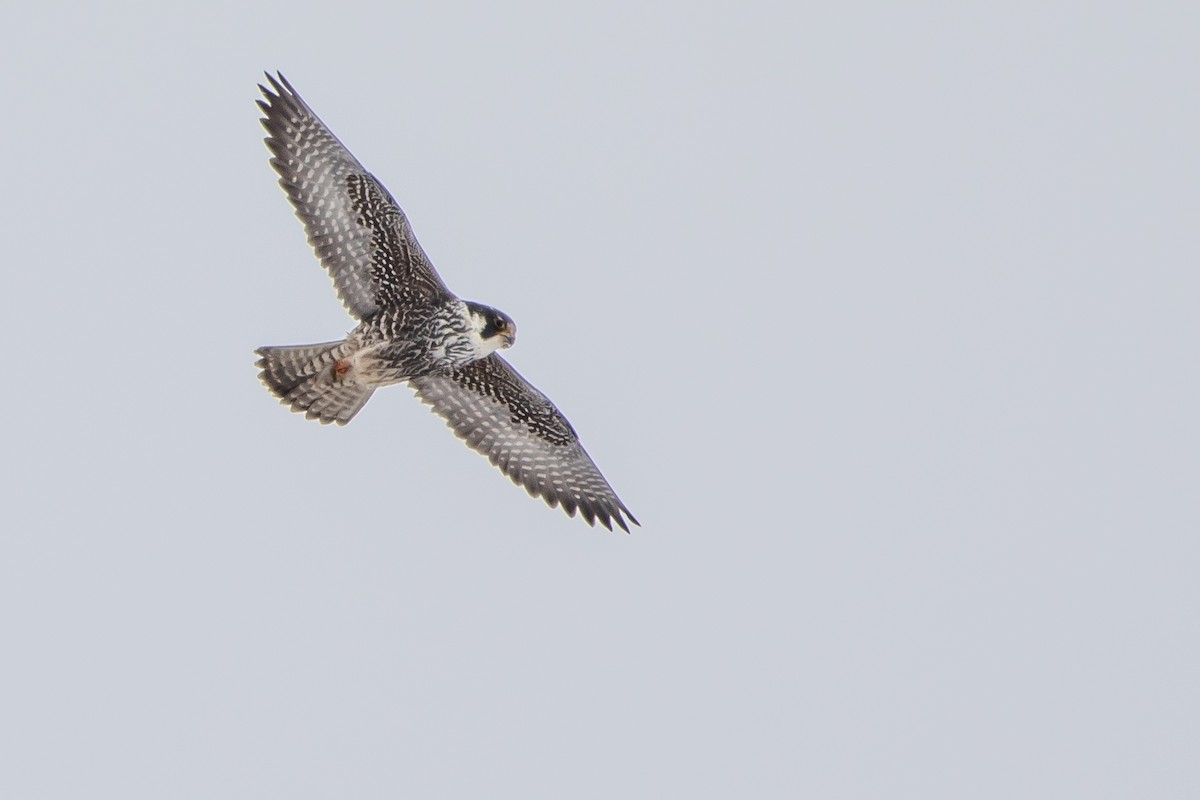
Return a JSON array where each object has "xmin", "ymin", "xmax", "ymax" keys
[{"xmin": 1, "ymin": 1, "xmax": 1197, "ymax": 798}]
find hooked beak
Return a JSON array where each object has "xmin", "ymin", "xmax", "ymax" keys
[{"xmin": 501, "ymin": 333, "xmax": 516, "ymax": 348}]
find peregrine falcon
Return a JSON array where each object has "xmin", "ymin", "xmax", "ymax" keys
[{"xmin": 254, "ymin": 73, "xmax": 638, "ymax": 532}]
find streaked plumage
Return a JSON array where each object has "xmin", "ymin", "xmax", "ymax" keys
[{"xmin": 254, "ymin": 73, "xmax": 637, "ymax": 532}]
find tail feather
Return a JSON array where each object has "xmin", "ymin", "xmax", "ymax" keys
[{"xmin": 255, "ymin": 341, "xmax": 375, "ymax": 425}]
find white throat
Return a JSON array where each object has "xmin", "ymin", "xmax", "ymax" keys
[{"xmin": 463, "ymin": 302, "xmax": 507, "ymax": 360}]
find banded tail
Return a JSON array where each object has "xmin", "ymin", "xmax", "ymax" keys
[{"xmin": 255, "ymin": 340, "xmax": 375, "ymax": 425}]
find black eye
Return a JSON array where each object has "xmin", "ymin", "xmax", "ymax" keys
[{"xmin": 494, "ymin": 318, "xmax": 506, "ymax": 331}]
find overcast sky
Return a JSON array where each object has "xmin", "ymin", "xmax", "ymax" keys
[{"xmin": 1, "ymin": 2, "xmax": 1197, "ymax": 798}]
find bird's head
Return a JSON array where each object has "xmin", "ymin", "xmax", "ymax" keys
[{"xmin": 466, "ymin": 301, "xmax": 517, "ymax": 353}]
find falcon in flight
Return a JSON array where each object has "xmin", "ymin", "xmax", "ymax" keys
[{"xmin": 254, "ymin": 73, "xmax": 638, "ymax": 532}]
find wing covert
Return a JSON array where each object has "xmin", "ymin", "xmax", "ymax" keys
[
  {"xmin": 258, "ymin": 73, "xmax": 450, "ymax": 318},
  {"xmin": 409, "ymin": 355, "xmax": 638, "ymax": 532}
]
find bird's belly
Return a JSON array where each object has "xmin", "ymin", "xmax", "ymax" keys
[
  {"xmin": 345, "ymin": 326, "xmax": 480, "ymax": 387},
  {"xmin": 344, "ymin": 341, "xmax": 419, "ymax": 387}
]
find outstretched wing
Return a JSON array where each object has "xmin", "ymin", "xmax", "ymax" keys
[
  {"xmin": 409, "ymin": 355, "xmax": 639, "ymax": 532},
  {"xmin": 258, "ymin": 72, "xmax": 450, "ymax": 318}
]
